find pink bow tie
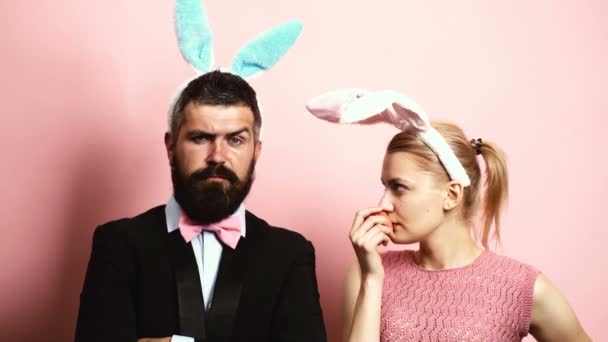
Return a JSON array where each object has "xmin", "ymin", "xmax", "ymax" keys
[{"xmin": 178, "ymin": 211, "xmax": 242, "ymax": 249}]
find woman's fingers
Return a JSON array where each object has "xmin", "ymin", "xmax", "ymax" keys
[{"xmin": 350, "ymin": 207, "xmax": 384, "ymax": 236}]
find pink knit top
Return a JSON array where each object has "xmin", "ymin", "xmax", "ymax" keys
[{"xmin": 380, "ymin": 250, "xmax": 539, "ymax": 342}]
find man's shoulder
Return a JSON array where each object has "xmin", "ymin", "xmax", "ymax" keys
[
  {"xmin": 245, "ymin": 211, "xmax": 312, "ymax": 250},
  {"xmin": 94, "ymin": 205, "xmax": 166, "ymax": 239}
]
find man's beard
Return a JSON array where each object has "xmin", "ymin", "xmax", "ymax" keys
[{"xmin": 171, "ymin": 157, "xmax": 255, "ymax": 225}]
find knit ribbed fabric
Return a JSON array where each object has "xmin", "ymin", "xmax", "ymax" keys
[{"xmin": 380, "ymin": 250, "xmax": 539, "ymax": 342}]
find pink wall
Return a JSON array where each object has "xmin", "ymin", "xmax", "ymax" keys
[{"xmin": 1, "ymin": 0, "xmax": 607, "ymax": 340}]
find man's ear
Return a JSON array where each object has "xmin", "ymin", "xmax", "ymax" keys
[
  {"xmin": 254, "ymin": 140, "xmax": 262, "ymax": 161},
  {"xmin": 164, "ymin": 132, "xmax": 175, "ymax": 166}
]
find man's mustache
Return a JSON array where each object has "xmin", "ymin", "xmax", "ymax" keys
[{"xmin": 190, "ymin": 163, "xmax": 239, "ymax": 183}]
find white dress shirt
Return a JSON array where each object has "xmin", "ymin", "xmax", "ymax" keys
[{"xmin": 165, "ymin": 196, "xmax": 246, "ymax": 342}]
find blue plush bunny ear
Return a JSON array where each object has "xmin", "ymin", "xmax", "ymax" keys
[
  {"xmin": 231, "ymin": 20, "xmax": 303, "ymax": 78},
  {"xmin": 175, "ymin": 0, "xmax": 214, "ymax": 73}
]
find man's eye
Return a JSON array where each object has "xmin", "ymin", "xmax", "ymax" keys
[
  {"xmin": 192, "ymin": 136, "xmax": 210, "ymax": 143},
  {"xmin": 230, "ymin": 137, "xmax": 244, "ymax": 145}
]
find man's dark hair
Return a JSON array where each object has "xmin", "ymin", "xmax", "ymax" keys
[{"xmin": 170, "ymin": 70, "xmax": 261, "ymax": 140}]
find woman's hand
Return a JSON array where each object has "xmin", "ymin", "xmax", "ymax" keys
[{"xmin": 349, "ymin": 207, "xmax": 393, "ymax": 279}]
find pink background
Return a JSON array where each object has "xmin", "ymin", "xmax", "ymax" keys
[{"xmin": 1, "ymin": 0, "xmax": 607, "ymax": 340}]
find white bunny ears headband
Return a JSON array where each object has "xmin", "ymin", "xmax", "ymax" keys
[
  {"xmin": 305, "ymin": 89, "xmax": 472, "ymax": 187},
  {"xmin": 168, "ymin": 0, "xmax": 303, "ymax": 131}
]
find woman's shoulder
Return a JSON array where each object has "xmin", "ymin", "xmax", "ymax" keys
[
  {"xmin": 481, "ymin": 251, "xmax": 541, "ymax": 294},
  {"xmin": 484, "ymin": 250, "xmax": 540, "ymax": 274}
]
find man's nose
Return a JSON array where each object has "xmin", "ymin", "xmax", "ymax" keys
[{"xmin": 207, "ymin": 140, "xmax": 227, "ymax": 164}]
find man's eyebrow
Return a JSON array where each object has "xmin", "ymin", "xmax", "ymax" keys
[{"xmin": 226, "ymin": 128, "xmax": 250, "ymax": 137}]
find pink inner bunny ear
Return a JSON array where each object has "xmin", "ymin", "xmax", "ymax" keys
[
  {"xmin": 305, "ymin": 88, "xmax": 369, "ymax": 123},
  {"xmin": 390, "ymin": 95, "xmax": 430, "ymax": 131},
  {"xmin": 306, "ymin": 89, "xmax": 431, "ymax": 131},
  {"xmin": 339, "ymin": 91, "xmax": 395, "ymax": 124}
]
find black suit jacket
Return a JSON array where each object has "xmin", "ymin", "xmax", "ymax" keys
[{"xmin": 75, "ymin": 205, "xmax": 326, "ymax": 342}]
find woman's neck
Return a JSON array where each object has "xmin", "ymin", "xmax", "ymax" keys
[{"xmin": 415, "ymin": 220, "xmax": 484, "ymax": 270}]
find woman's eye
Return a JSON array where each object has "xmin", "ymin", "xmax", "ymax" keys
[{"xmin": 392, "ymin": 184, "xmax": 408, "ymax": 192}]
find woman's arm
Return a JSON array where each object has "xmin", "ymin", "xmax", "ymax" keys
[
  {"xmin": 342, "ymin": 261, "xmax": 384, "ymax": 342},
  {"xmin": 341, "ymin": 208, "xmax": 392, "ymax": 342},
  {"xmin": 529, "ymin": 274, "xmax": 591, "ymax": 342}
]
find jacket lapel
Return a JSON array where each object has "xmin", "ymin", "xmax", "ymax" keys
[
  {"xmin": 205, "ymin": 212, "xmax": 259, "ymax": 340},
  {"xmin": 167, "ymin": 229, "xmax": 206, "ymax": 339}
]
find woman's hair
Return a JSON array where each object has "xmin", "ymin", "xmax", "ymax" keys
[{"xmin": 386, "ymin": 121, "xmax": 508, "ymax": 247}]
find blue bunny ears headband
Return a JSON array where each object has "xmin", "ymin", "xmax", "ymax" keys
[
  {"xmin": 306, "ymin": 89, "xmax": 472, "ymax": 187},
  {"xmin": 168, "ymin": 0, "xmax": 303, "ymax": 134}
]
